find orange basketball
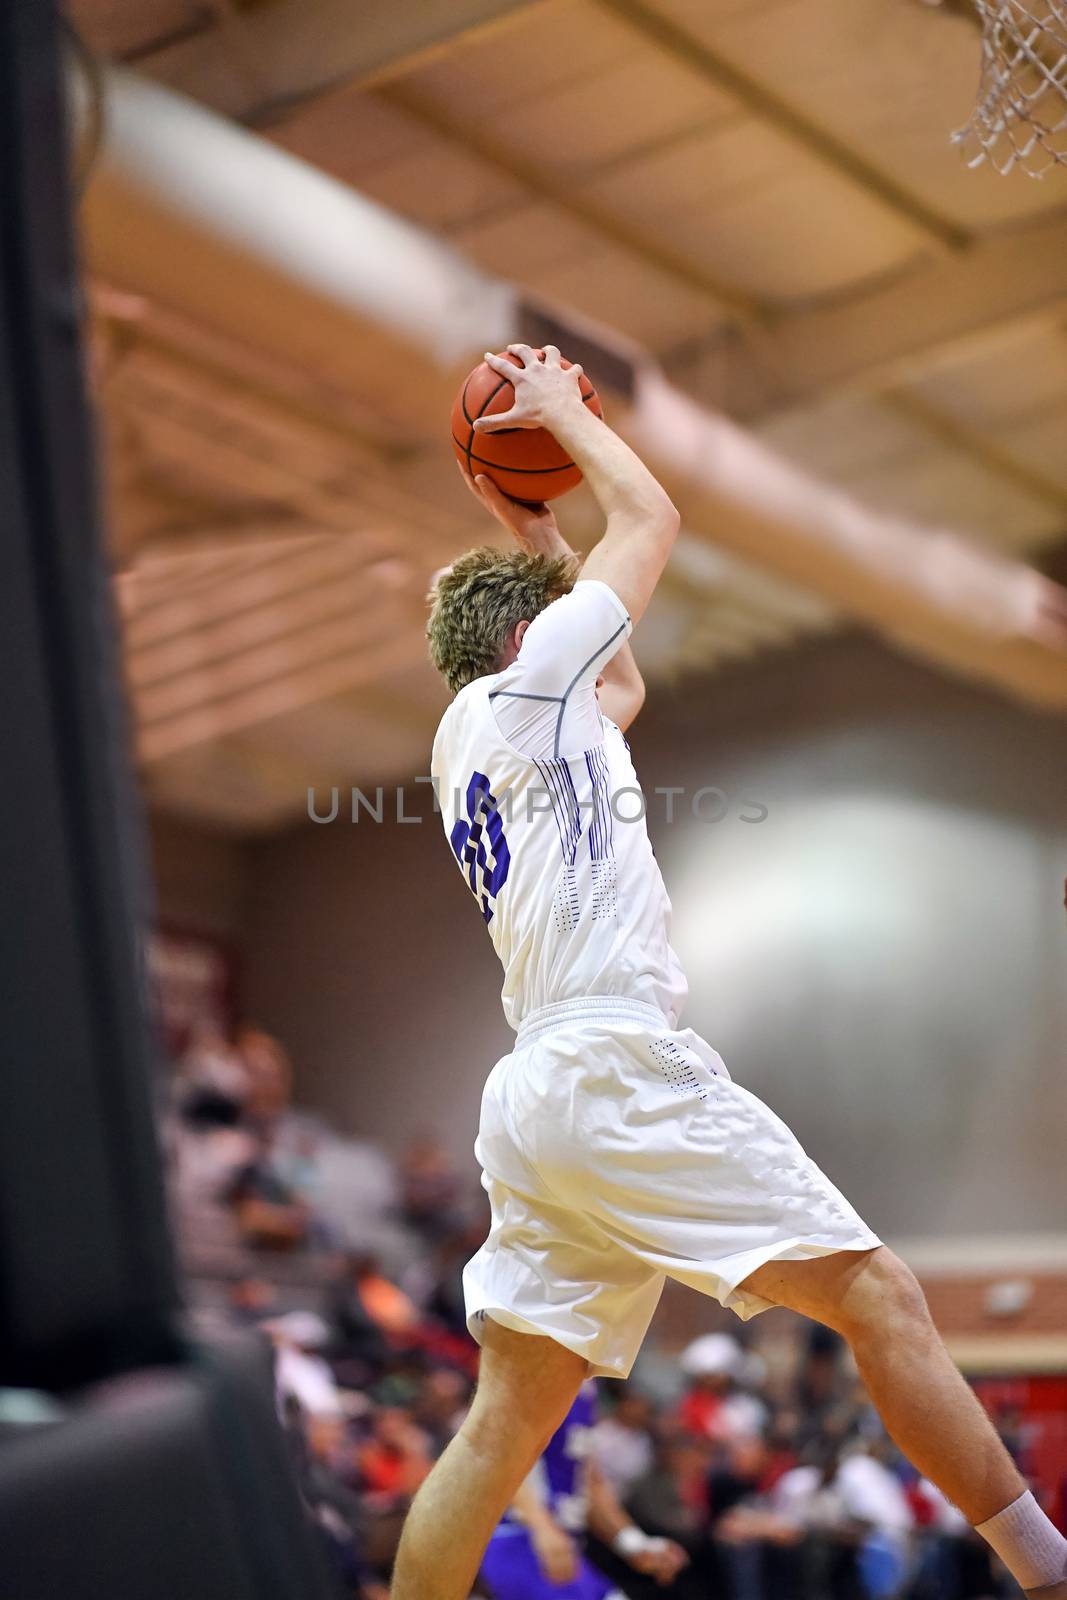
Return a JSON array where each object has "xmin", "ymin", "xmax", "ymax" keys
[{"xmin": 451, "ymin": 349, "xmax": 603, "ymax": 502}]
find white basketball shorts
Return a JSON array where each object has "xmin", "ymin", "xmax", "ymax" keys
[{"xmin": 463, "ymin": 997, "xmax": 880, "ymax": 1378}]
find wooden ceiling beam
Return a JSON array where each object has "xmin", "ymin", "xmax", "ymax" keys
[
  {"xmin": 119, "ymin": 537, "xmax": 335, "ymax": 624},
  {"xmin": 880, "ymin": 390, "xmax": 1067, "ymax": 515},
  {"xmin": 134, "ymin": 590, "xmax": 411, "ymax": 725},
  {"xmin": 107, "ymin": 355, "xmax": 475, "ymax": 560},
  {"xmin": 128, "ymin": 562, "xmax": 398, "ymax": 693},
  {"xmin": 375, "ymin": 81, "xmax": 767, "ymax": 321},
  {"xmin": 116, "ymin": 545, "xmax": 283, "ymax": 612},
  {"xmin": 627, "ymin": 367, "xmax": 1067, "ymax": 712},
  {"xmin": 126, "ymin": 0, "xmax": 553, "ymax": 123},
  {"xmin": 136, "ymin": 627, "xmax": 427, "ymax": 764},
  {"xmin": 672, "ymin": 212, "xmax": 1067, "ymax": 423},
  {"xmin": 124, "ymin": 536, "xmax": 374, "ymax": 654},
  {"xmin": 592, "ymin": 0, "xmax": 969, "ymax": 253}
]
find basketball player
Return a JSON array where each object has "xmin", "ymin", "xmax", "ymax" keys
[
  {"xmin": 392, "ymin": 345, "xmax": 1067, "ymax": 1600},
  {"xmin": 479, "ymin": 1380, "xmax": 687, "ymax": 1600}
]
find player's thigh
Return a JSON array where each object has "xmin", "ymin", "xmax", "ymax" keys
[
  {"xmin": 467, "ymin": 1316, "xmax": 587, "ymax": 1454},
  {"xmin": 738, "ymin": 1244, "xmax": 890, "ymax": 1332}
]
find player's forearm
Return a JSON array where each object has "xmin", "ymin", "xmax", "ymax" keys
[
  {"xmin": 547, "ymin": 399, "xmax": 679, "ymax": 622},
  {"xmin": 586, "ymin": 1463, "xmax": 631, "ymax": 1543},
  {"xmin": 548, "ymin": 397, "xmax": 676, "ymax": 531}
]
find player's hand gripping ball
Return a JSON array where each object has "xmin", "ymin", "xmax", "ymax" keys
[{"xmin": 451, "ymin": 346, "xmax": 603, "ymax": 503}]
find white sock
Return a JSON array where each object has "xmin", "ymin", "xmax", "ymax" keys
[{"xmin": 975, "ymin": 1490, "xmax": 1067, "ymax": 1591}]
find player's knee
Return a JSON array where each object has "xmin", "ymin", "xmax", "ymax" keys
[
  {"xmin": 462, "ymin": 1378, "xmax": 572, "ymax": 1465},
  {"xmin": 839, "ymin": 1247, "xmax": 930, "ymax": 1341}
]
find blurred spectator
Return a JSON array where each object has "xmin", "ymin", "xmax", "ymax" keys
[
  {"xmin": 905, "ymin": 1477, "xmax": 999, "ymax": 1600},
  {"xmin": 345, "ymin": 1253, "xmax": 420, "ymax": 1337},
  {"xmin": 627, "ymin": 1426, "xmax": 713, "ymax": 1550},
  {"xmin": 167, "ymin": 1026, "xmax": 257, "ymax": 1251},
  {"xmin": 763, "ymin": 1406, "xmax": 803, "ymax": 1490},
  {"xmin": 327, "ymin": 1255, "xmax": 392, "ymax": 1378},
  {"xmin": 236, "ymin": 1024, "xmax": 293, "ymax": 1129},
  {"xmin": 312, "ymin": 1131, "xmax": 407, "ymax": 1262},
  {"xmin": 420, "ymin": 1213, "xmax": 490, "ymax": 1338},
  {"xmin": 283, "ymin": 1393, "xmax": 386, "ymax": 1600},
  {"xmin": 226, "ymin": 1134, "xmax": 311, "ymax": 1249},
  {"xmin": 174, "ymin": 1020, "xmax": 249, "ymax": 1124},
  {"xmin": 223, "ymin": 1028, "xmax": 323, "ymax": 1250},
  {"xmin": 679, "ymin": 1331, "xmax": 769, "ymax": 1443},
  {"xmin": 357, "ymin": 1407, "xmax": 433, "ymax": 1507},
  {"xmin": 770, "ymin": 1435, "xmax": 913, "ymax": 1599},
  {"xmin": 412, "ymin": 1368, "xmax": 470, "ymax": 1459},
  {"xmin": 593, "ymin": 1385, "xmax": 656, "ymax": 1501},
  {"xmin": 267, "ymin": 1311, "xmax": 344, "ymax": 1419},
  {"xmin": 161, "ymin": 1020, "xmax": 1031, "ymax": 1600},
  {"xmin": 794, "ymin": 1326, "xmax": 852, "ymax": 1453},
  {"xmin": 228, "ymin": 1275, "xmax": 278, "ymax": 1324},
  {"xmin": 400, "ymin": 1135, "xmax": 465, "ymax": 1241}
]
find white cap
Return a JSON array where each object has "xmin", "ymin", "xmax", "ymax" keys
[
  {"xmin": 679, "ymin": 1332, "xmax": 744, "ymax": 1380},
  {"xmin": 262, "ymin": 1310, "xmax": 332, "ymax": 1349}
]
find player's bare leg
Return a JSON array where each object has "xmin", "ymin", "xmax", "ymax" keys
[
  {"xmin": 741, "ymin": 1246, "xmax": 1067, "ymax": 1595},
  {"xmin": 390, "ymin": 1317, "xmax": 586, "ymax": 1600}
]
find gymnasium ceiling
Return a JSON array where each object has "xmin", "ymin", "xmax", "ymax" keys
[{"xmin": 68, "ymin": 0, "xmax": 1067, "ymax": 830}]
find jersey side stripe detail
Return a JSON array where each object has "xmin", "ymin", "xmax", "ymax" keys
[
  {"xmin": 585, "ymin": 745, "xmax": 613, "ymax": 861},
  {"xmin": 532, "ymin": 757, "xmax": 570, "ymax": 862},
  {"xmin": 601, "ymin": 746, "xmax": 615, "ymax": 854},
  {"xmin": 535, "ymin": 756, "xmax": 585, "ymax": 866},
  {"xmin": 597, "ymin": 746, "xmax": 612, "ymax": 859},
  {"xmin": 553, "ymin": 758, "xmax": 581, "ymax": 864},
  {"xmin": 559, "ymin": 759, "xmax": 584, "ymax": 864},
  {"xmin": 585, "ymin": 749, "xmax": 601, "ymax": 860}
]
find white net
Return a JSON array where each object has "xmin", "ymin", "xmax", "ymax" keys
[{"xmin": 953, "ymin": 0, "xmax": 1067, "ymax": 174}]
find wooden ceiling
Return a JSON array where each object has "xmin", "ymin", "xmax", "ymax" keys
[{"xmin": 69, "ymin": 0, "xmax": 1067, "ymax": 829}]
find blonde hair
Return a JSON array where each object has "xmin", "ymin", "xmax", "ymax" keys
[{"xmin": 427, "ymin": 546, "xmax": 576, "ymax": 694}]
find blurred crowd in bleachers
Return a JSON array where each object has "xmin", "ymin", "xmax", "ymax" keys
[{"xmin": 162, "ymin": 1023, "xmax": 1041, "ymax": 1600}]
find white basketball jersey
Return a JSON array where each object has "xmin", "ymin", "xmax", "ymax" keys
[{"xmin": 430, "ymin": 580, "xmax": 688, "ymax": 1031}]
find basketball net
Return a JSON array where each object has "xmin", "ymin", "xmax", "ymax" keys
[{"xmin": 953, "ymin": 0, "xmax": 1067, "ymax": 174}]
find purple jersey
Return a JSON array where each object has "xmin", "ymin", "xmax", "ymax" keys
[
  {"xmin": 481, "ymin": 1383, "xmax": 625, "ymax": 1600},
  {"xmin": 526, "ymin": 1380, "xmax": 597, "ymax": 1532},
  {"xmin": 479, "ymin": 1534, "xmax": 619, "ymax": 1600}
]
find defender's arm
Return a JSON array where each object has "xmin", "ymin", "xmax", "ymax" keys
[
  {"xmin": 509, "ymin": 1475, "xmax": 580, "ymax": 1585},
  {"xmin": 587, "ymin": 1460, "xmax": 690, "ymax": 1586}
]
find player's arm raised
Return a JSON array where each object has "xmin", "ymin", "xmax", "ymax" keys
[
  {"xmin": 457, "ymin": 462, "xmax": 646, "ymax": 729},
  {"xmin": 475, "ymin": 344, "xmax": 680, "ymax": 625}
]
